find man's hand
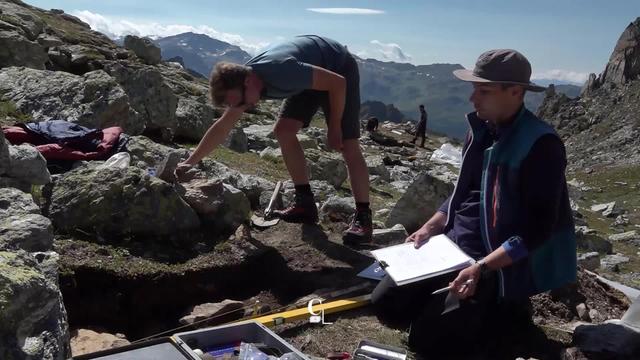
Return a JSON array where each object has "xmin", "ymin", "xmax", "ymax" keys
[
  {"xmin": 174, "ymin": 162, "xmax": 194, "ymax": 182},
  {"xmin": 450, "ymin": 264, "xmax": 481, "ymax": 299},
  {"xmin": 405, "ymin": 225, "xmax": 432, "ymax": 248},
  {"xmin": 327, "ymin": 127, "xmax": 343, "ymax": 151}
]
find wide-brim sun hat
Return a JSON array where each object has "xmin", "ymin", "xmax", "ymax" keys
[{"xmin": 453, "ymin": 49, "xmax": 546, "ymax": 92}]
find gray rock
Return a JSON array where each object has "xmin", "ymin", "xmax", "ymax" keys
[
  {"xmin": 590, "ymin": 201, "xmax": 618, "ymax": 218},
  {"xmin": 44, "ymin": 166, "xmax": 200, "ymax": 239},
  {"xmin": 576, "ymin": 228, "xmax": 613, "ymax": 254},
  {"xmin": 609, "ymin": 230, "xmax": 638, "ymax": 242},
  {"xmin": 0, "ymin": 29, "xmax": 47, "ymax": 70},
  {"xmin": 573, "ymin": 320, "xmax": 640, "ymax": 358},
  {"xmin": 366, "ymin": 155, "xmax": 390, "ymax": 182},
  {"xmin": 306, "ymin": 149, "xmax": 348, "ymax": 188},
  {"xmin": 127, "ymin": 136, "xmax": 190, "ymax": 166},
  {"xmin": 102, "ymin": 62, "xmax": 177, "ymax": 134},
  {"xmin": 0, "ymin": 214, "xmax": 53, "ymax": 252},
  {"xmin": 386, "ymin": 170, "xmax": 454, "ymax": 232},
  {"xmin": 0, "ymin": 67, "xmax": 138, "ymax": 134},
  {"xmin": 259, "ymin": 147, "xmax": 282, "ymax": 161},
  {"xmin": 36, "ymin": 33, "xmax": 63, "ymax": 48},
  {"xmin": 124, "ymin": 35, "xmax": 161, "ymax": 65},
  {"xmin": 179, "ymin": 299, "xmax": 245, "ymax": 325},
  {"xmin": 244, "ymin": 124, "xmax": 277, "ymax": 151},
  {"xmin": 577, "ymin": 252, "xmax": 600, "ymax": 271},
  {"xmin": 576, "ymin": 303, "xmax": 590, "ymax": 322},
  {"xmin": 174, "ymin": 97, "xmax": 220, "ymax": 142},
  {"xmin": 601, "ymin": 254, "xmax": 630, "ymax": 271},
  {"xmin": 297, "ymin": 134, "xmax": 318, "ymax": 150},
  {"xmin": 7, "ymin": 144, "xmax": 51, "ymax": 185},
  {"xmin": 372, "ymin": 224, "xmax": 408, "ymax": 246},
  {"xmin": 0, "ymin": 1, "xmax": 45, "ymax": 40},
  {"xmin": 155, "ymin": 150, "xmax": 188, "ymax": 183},
  {"xmin": 0, "ymin": 187, "xmax": 40, "ymax": 220},
  {"xmin": 223, "ymin": 126, "xmax": 248, "ymax": 153},
  {"xmin": 0, "ymin": 250, "xmax": 70, "ymax": 359},
  {"xmin": 320, "ymin": 196, "xmax": 355, "ymax": 223}
]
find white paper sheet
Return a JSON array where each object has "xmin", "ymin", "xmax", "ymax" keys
[{"xmin": 370, "ymin": 234, "xmax": 474, "ymax": 286}]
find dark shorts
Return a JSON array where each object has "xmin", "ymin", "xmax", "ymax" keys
[{"xmin": 278, "ymin": 54, "xmax": 361, "ymax": 140}]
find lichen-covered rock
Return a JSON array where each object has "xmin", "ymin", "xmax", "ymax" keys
[
  {"xmin": 0, "ymin": 67, "xmax": 139, "ymax": 134},
  {"xmin": 306, "ymin": 149, "xmax": 348, "ymax": 188},
  {"xmin": 6, "ymin": 144, "xmax": 51, "ymax": 185},
  {"xmin": 385, "ymin": 170, "xmax": 454, "ymax": 232},
  {"xmin": 123, "ymin": 35, "xmax": 161, "ymax": 65},
  {"xmin": 0, "ymin": 250, "xmax": 70, "ymax": 360},
  {"xmin": 43, "ymin": 166, "xmax": 200, "ymax": 239}
]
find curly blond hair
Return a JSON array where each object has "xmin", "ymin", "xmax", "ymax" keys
[{"xmin": 209, "ymin": 62, "xmax": 251, "ymax": 106}]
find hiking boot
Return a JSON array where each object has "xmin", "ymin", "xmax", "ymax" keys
[
  {"xmin": 343, "ymin": 209, "xmax": 373, "ymax": 245},
  {"xmin": 272, "ymin": 193, "xmax": 318, "ymax": 224}
]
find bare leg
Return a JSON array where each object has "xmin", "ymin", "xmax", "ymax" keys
[
  {"xmin": 341, "ymin": 139, "xmax": 369, "ymax": 203},
  {"xmin": 273, "ymin": 117, "xmax": 308, "ymax": 184}
]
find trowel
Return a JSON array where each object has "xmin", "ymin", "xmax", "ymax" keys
[{"xmin": 250, "ymin": 181, "xmax": 283, "ymax": 228}]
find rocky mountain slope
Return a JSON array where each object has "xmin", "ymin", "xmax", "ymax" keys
[{"xmin": 155, "ymin": 32, "xmax": 251, "ymax": 77}]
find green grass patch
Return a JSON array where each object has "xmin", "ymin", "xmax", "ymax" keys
[
  {"xmin": 570, "ymin": 165, "xmax": 640, "ymax": 279},
  {"xmin": 0, "ymin": 99, "xmax": 31, "ymax": 127},
  {"xmin": 308, "ymin": 114, "xmax": 327, "ymax": 129},
  {"xmin": 208, "ymin": 147, "xmax": 289, "ymax": 182},
  {"xmin": 570, "ymin": 165, "xmax": 640, "ymax": 232}
]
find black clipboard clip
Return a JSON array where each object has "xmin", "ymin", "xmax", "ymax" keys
[{"xmin": 378, "ymin": 260, "xmax": 389, "ymax": 269}]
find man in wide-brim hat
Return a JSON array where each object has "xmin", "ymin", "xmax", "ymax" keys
[{"xmin": 401, "ymin": 49, "xmax": 577, "ymax": 357}]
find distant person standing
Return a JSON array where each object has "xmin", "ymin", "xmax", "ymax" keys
[
  {"xmin": 411, "ymin": 104, "xmax": 428, "ymax": 147},
  {"xmin": 365, "ymin": 116, "xmax": 379, "ymax": 132}
]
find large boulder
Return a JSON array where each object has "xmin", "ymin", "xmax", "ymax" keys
[
  {"xmin": 0, "ymin": 187, "xmax": 53, "ymax": 252},
  {"xmin": 223, "ymin": 127, "xmax": 248, "ymax": 153},
  {"xmin": 102, "ymin": 62, "xmax": 177, "ymax": 134},
  {"xmin": 0, "ymin": 29, "xmax": 47, "ymax": 69},
  {"xmin": 385, "ymin": 170, "xmax": 454, "ymax": 232},
  {"xmin": 124, "ymin": 35, "xmax": 161, "ymax": 65},
  {"xmin": 0, "ymin": 250, "xmax": 70, "ymax": 360},
  {"xmin": 6, "ymin": 144, "xmax": 51, "ymax": 185},
  {"xmin": 0, "ymin": 1, "xmax": 48, "ymax": 69},
  {"xmin": 0, "ymin": 2, "xmax": 46, "ymax": 41},
  {"xmin": 174, "ymin": 97, "xmax": 219, "ymax": 142},
  {"xmin": 0, "ymin": 67, "xmax": 139, "ymax": 134},
  {"xmin": 43, "ymin": 166, "xmax": 200, "ymax": 239},
  {"xmin": 366, "ymin": 155, "xmax": 391, "ymax": 182},
  {"xmin": 244, "ymin": 124, "xmax": 278, "ymax": 151},
  {"xmin": 306, "ymin": 149, "xmax": 348, "ymax": 188},
  {"xmin": 1, "ymin": 214, "xmax": 53, "ymax": 253}
]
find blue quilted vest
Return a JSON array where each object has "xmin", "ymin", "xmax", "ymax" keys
[{"xmin": 473, "ymin": 108, "xmax": 577, "ymax": 299}]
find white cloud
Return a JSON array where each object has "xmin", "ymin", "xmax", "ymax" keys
[
  {"xmin": 70, "ymin": 10, "xmax": 268, "ymax": 54},
  {"xmin": 532, "ymin": 69, "xmax": 589, "ymax": 85},
  {"xmin": 355, "ymin": 40, "xmax": 412, "ymax": 63},
  {"xmin": 307, "ymin": 8, "xmax": 384, "ymax": 15}
]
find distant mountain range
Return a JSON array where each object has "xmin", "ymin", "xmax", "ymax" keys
[
  {"xmin": 154, "ymin": 32, "xmax": 581, "ymax": 139},
  {"xmin": 154, "ymin": 32, "xmax": 251, "ymax": 77}
]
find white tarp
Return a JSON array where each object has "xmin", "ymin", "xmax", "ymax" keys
[{"xmin": 430, "ymin": 143, "xmax": 462, "ymax": 168}]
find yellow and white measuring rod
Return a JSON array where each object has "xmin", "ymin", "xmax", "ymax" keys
[{"xmin": 246, "ymin": 294, "xmax": 372, "ymax": 327}]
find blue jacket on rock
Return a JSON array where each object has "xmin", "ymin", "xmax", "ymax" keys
[{"xmin": 440, "ymin": 107, "xmax": 577, "ymax": 300}]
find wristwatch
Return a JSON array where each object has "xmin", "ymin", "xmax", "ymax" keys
[{"xmin": 476, "ymin": 258, "xmax": 490, "ymax": 275}]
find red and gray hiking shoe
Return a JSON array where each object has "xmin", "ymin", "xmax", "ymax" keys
[
  {"xmin": 272, "ymin": 193, "xmax": 318, "ymax": 224},
  {"xmin": 343, "ymin": 209, "xmax": 373, "ymax": 245}
]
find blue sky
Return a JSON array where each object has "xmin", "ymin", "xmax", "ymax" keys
[{"xmin": 30, "ymin": 0, "xmax": 640, "ymax": 84}]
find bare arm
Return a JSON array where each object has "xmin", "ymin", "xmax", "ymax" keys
[{"xmin": 183, "ymin": 106, "xmax": 245, "ymax": 165}]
